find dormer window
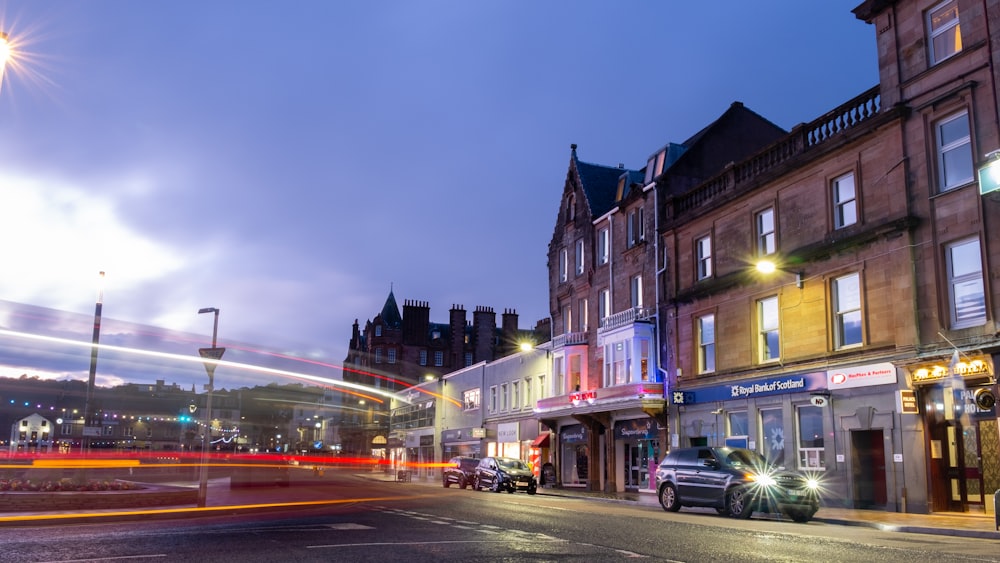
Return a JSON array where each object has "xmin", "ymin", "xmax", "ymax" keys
[{"xmin": 644, "ymin": 149, "xmax": 667, "ymax": 184}]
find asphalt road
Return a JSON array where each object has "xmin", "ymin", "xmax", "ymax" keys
[{"xmin": 2, "ymin": 472, "xmax": 998, "ymax": 563}]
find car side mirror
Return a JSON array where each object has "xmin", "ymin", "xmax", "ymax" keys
[{"xmin": 702, "ymin": 459, "xmax": 719, "ymax": 469}]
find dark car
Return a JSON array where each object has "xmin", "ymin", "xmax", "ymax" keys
[
  {"xmin": 442, "ymin": 456, "xmax": 479, "ymax": 489},
  {"xmin": 474, "ymin": 456, "xmax": 537, "ymax": 494},
  {"xmin": 654, "ymin": 446, "xmax": 820, "ymax": 522}
]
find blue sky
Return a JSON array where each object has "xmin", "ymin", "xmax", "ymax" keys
[{"xmin": 0, "ymin": 1, "xmax": 878, "ymax": 388}]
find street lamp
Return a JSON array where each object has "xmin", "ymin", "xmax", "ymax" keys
[
  {"xmin": 756, "ymin": 259, "xmax": 803, "ymax": 289},
  {"xmin": 0, "ymin": 32, "xmax": 10, "ymax": 89},
  {"xmin": 196, "ymin": 307, "xmax": 224, "ymax": 508}
]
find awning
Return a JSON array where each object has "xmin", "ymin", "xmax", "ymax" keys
[{"xmin": 531, "ymin": 433, "xmax": 550, "ymax": 448}]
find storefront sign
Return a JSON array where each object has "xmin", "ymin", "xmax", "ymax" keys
[
  {"xmin": 472, "ymin": 427, "xmax": 486, "ymax": 438},
  {"xmin": 827, "ymin": 362, "xmax": 897, "ymax": 389},
  {"xmin": 560, "ymin": 424, "xmax": 587, "ymax": 444},
  {"xmin": 497, "ymin": 422, "xmax": 519, "ymax": 442},
  {"xmin": 569, "ymin": 390, "xmax": 597, "ymax": 405},
  {"xmin": 911, "ymin": 355, "xmax": 993, "ymax": 383},
  {"xmin": 898, "ymin": 390, "xmax": 919, "ymax": 414},
  {"xmin": 613, "ymin": 418, "xmax": 660, "ymax": 440},
  {"xmin": 674, "ymin": 372, "xmax": 826, "ymax": 404}
]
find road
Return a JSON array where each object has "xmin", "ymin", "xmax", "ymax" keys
[{"xmin": 1, "ymin": 472, "xmax": 998, "ymax": 562}]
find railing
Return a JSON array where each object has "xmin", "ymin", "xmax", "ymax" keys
[
  {"xmin": 675, "ymin": 86, "xmax": 880, "ymax": 217},
  {"xmin": 599, "ymin": 307, "xmax": 655, "ymax": 333},
  {"xmin": 552, "ymin": 332, "xmax": 588, "ymax": 349}
]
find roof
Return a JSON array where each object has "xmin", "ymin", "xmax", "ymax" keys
[
  {"xmin": 379, "ymin": 290, "xmax": 403, "ymax": 329},
  {"xmin": 572, "ymin": 146, "xmax": 638, "ymax": 218}
]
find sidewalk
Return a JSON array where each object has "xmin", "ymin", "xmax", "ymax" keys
[{"xmin": 382, "ymin": 472, "xmax": 1000, "ymax": 540}]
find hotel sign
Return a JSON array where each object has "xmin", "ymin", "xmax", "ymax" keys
[{"xmin": 911, "ymin": 355, "xmax": 993, "ymax": 384}]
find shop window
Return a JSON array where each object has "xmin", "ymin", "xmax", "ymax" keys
[
  {"xmin": 759, "ymin": 408, "xmax": 785, "ymax": 466},
  {"xmin": 797, "ymin": 405, "xmax": 825, "ymax": 470}
]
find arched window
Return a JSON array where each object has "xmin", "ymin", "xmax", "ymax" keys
[{"xmin": 566, "ymin": 193, "xmax": 576, "ymax": 222}]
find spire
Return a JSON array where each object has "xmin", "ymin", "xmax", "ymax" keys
[{"xmin": 380, "ymin": 288, "xmax": 403, "ymax": 329}]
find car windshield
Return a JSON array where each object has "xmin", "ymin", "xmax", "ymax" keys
[
  {"xmin": 497, "ymin": 459, "xmax": 527, "ymax": 470},
  {"xmin": 724, "ymin": 449, "xmax": 767, "ymax": 468}
]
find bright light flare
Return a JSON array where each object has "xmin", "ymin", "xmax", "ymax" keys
[{"xmin": 756, "ymin": 260, "xmax": 777, "ymax": 274}]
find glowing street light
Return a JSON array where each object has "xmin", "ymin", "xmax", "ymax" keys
[{"xmin": 755, "ymin": 259, "xmax": 803, "ymax": 289}]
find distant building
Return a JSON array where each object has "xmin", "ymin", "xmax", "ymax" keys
[{"xmin": 340, "ymin": 289, "xmax": 549, "ymax": 457}]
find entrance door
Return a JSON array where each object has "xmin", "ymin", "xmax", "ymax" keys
[
  {"xmin": 851, "ymin": 430, "xmax": 887, "ymax": 508},
  {"xmin": 623, "ymin": 442, "xmax": 648, "ymax": 491}
]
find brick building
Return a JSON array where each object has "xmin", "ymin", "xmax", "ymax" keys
[{"xmin": 540, "ymin": 0, "xmax": 1000, "ymax": 514}]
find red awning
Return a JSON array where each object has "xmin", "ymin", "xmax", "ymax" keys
[{"xmin": 531, "ymin": 433, "xmax": 550, "ymax": 448}]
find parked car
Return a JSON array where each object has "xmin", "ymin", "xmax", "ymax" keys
[
  {"xmin": 442, "ymin": 456, "xmax": 479, "ymax": 489},
  {"xmin": 474, "ymin": 456, "xmax": 537, "ymax": 494},
  {"xmin": 654, "ymin": 446, "xmax": 820, "ymax": 522}
]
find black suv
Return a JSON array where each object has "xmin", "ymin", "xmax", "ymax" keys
[
  {"xmin": 442, "ymin": 456, "xmax": 479, "ymax": 489},
  {"xmin": 654, "ymin": 446, "xmax": 820, "ymax": 522},
  {"xmin": 474, "ymin": 456, "xmax": 537, "ymax": 494}
]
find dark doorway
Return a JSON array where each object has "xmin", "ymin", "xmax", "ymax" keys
[{"xmin": 851, "ymin": 429, "xmax": 887, "ymax": 508}]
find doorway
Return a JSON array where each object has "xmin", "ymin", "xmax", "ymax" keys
[{"xmin": 851, "ymin": 429, "xmax": 887, "ymax": 508}]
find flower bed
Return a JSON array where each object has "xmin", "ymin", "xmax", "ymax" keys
[{"xmin": 0, "ymin": 478, "xmax": 139, "ymax": 492}]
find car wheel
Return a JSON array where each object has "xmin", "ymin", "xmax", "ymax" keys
[
  {"xmin": 659, "ymin": 483, "xmax": 681, "ymax": 512},
  {"xmin": 458, "ymin": 477, "xmax": 467, "ymax": 489},
  {"xmin": 491, "ymin": 479, "xmax": 502, "ymax": 493},
  {"xmin": 443, "ymin": 477, "xmax": 450, "ymax": 488},
  {"xmin": 784, "ymin": 508, "xmax": 816, "ymax": 523},
  {"xmin": 726, "ymin": 487, "xmax": 753, "ymax": 519},
  {"xmin": 527, "ymin": 485, "xmax": 537, "ymax": 495}
]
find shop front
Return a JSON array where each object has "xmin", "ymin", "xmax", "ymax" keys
[
  {"xmin": 559, "ymin": 424, "xmax": 589, "ymax": 487},
  {"xmin": 613, "ymin": 418, "xmax": 663, "ymax": 492},
  {"xmin": 440, "ymin": 427, "xmax": 484, "ymax": 461},
  {"xmin": 909, "ymin": 354, "xmax": 999, "ymax": 513}
]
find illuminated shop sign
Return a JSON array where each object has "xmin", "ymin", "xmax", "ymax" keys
[
  {"xmin": 672, "ymin": 372, "xmax": 826, "ymax": 404},
  {"xmin": 910, "ymin": 355, "xmax": 993, "ymax": 383}
]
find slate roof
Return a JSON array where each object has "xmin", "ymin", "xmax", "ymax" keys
[
  {"xmin": 572, "ymin": 146, "xmax": 637, "ymax": 218},
  {"xmin": 379, "ymin": 289, "xmax": 403, "ymax": 329}
]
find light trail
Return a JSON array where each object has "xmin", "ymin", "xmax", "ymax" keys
[{"xmin": 0, "ymin": 328, "xmax": 414, "ymax": 404}]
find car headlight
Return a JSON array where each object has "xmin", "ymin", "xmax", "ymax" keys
[
  {"xmin": 749, "ymin": 473, "xmax": 776, "ymax": 487},
  {"xmin": 805, "ymin": 477, "xmax": 820, "ymax": 490}
]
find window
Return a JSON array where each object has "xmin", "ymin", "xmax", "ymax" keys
[
  {"xmin": 434, "ymin": 350, "xmax": 444, "ymax": 367},
  {"xmin": 936, "ymin": 111, "xmax": 973, "ymax": 192},
  {"xmin": 756, "ymin": 208, "xmax": 776, "ymax": 255},
  {"xmin": 947, "ymin": 238, "xmax": 986, "ymax": 327},
  {"xmin": 697, "ymin": 314, "xmax": 716, "ymax": 374},
  {"xmin": 559, "ymin": 248, "xmax": 568, "ymax": 282},
  {"xmin": 374, "ymin": 325, "xmax": 382, "ymax": 337},
  {"xmin": 500, "ymin": 383, "xmax": 508, "ymax": 411},
  {"xmin": 511, "ymin": 381, "xmax": 519, "ymax": 410},
  {"xmin": 419, "ymin": 350, "xmax": 427, "ymax": 366},
  {"xmin": 832, "ymin": 273, "xmax": 862, "ymax": 348},
  {"xmin": 759, "ymin": 408, "xmax": 785, "ymax": 466},
  {"xmin": 927, "ymin": 0, "xmax": 961, "ymax": 65},
  {"xmin": 728, "ymin": 411, "xmax": 749, "ymax": 437},
  {"xmin": 566, "ymin": 193, "xmax": 576, "ymax": 222},
  {"xmin": 463, "ymin": 388, "xmax": 480, "ymax": 411},
  {"xmin": 630, "ymin": 275, "xmax": 643, "ymax": 308},
  {"xmin": 696, "ymin": 235, "xmax": 713, "ymax": 280},
  {"xmin": 627, "ymin": 208, "xmax": 644, "ymax": 247},
  {"xmin": 554, "ymin": 355, "xmax": 565, "ymax": 393},
  {"xmin": 599, "ymin": 289, "xmax": 610, "ymax": 320},
  {"xmin": 797, "ymin": 405, "xmax": 825, "ymax": 470},
  {"xmin": 597, "ymin": 228, "xmax": 610, "ymax": 265},
  {"xmin": 464, "ymin": 352, "xmax": 473, "ymax": 367},
  {"xmin": 644, "ymin": 150, "xmax": 666, "ymax": 184},
  {"xmin": 374, "ymin": 348, "xmax": 382, "ymax": 364},
  {"xmin": 758, "ymin": 296, "xmax": 780, "ymax": 362},
  {"xmin": 832, "ymin": 173, "xmax": 857, "ymax": 229},
  {"xmin": 524, "ymin": 377, "xmax": 532, "ymax": 408},
  {"xmin": 604, "ymin": 340, "xmax": 631, "ymax": 386},
  {"xmin": 562, "ymin": 304, "xmax": 572, "ymax": 335},
  {"xmin": 575, "ymin": 239, "xmax": 584, "ymax": 276},
  {"xmin": 579, "ymin": 298, "xmax": 588, "ymax": 332},
  {"xmin": 489, "ymin": 386, "xmax": 498, "ymax": 413},
  {"xmin": 387, "ymin": 348, "xmax": 396, "ymax": 364}
]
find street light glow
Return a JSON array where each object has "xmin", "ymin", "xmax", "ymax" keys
[{"xmin": 756, "ymin": 259, "xmax": 777, "ymax": 274}]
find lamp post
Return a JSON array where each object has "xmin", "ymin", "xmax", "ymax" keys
[
  {"xmin": 196, "ymin": 307, "xmax": 224, "ymax": 508},
  {"xmin": 83, "ymin": 271, "xmax": 105, "ymax": 453},
  {"xmin": 756, "ymin": 259, "xmax": 803, "ymax": 289}
]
